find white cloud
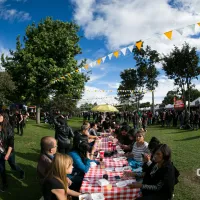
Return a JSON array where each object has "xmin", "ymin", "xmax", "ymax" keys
[
  {"xmin": 142, "ymin": 75, "xmax": 175, "ymax": 104},
  {"xmin": 141, "ymin": 75, "xmax": 200, "ymax": 104},
  {"xmin": 0, "ymin": 46, "xmax": 10, "ymax": 71},
  {"xmin": 72, "ymin": 0, "xmax": 200, "ymax": 54},
  {"xmin": 77, "ymin": 86, "xmax": 118, "ymax": 106},
  {"xmin": 98, "ymin": 81, "xmax": 120, "ymax": 89},
  {"xmin": 0, "ymin": 0, "xmax": 31, "ymax": 21},
  {"xmin": 15, "ymin": 0, "xmax": 27, "ymax": 2},
  {"xmin": 88, "ymin": 72, "xmax": 107, "ymax": 82}
]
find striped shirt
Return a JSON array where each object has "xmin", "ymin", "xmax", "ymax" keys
[{"xmin": 132, "ymin": 141, "xmax": 149, "ymax": 162}]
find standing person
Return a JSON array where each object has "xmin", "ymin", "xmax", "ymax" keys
[
  {"xmin": 16, "ymin": 110, "xmax": 24, "ymax": 136},
  {"xmin": 133, "ymin": 111, "xmax": 139, "ymax": 130},
  {"xmin": 0, "ymin": 111, "xmax": 24, "ymax": 192},
  {"xmin": 9, "ymin": 111, "xmax": 16, "ymax": 134},
  {"xmin": 193, "ymin": 110, "xmax": 199, "ymax": 131},
  {"xmin": 142, "ymin": 112, "xmax": 148, "ymax": 132},
  {"xmin": 54, "ymin": 115, "xmax": 74, "ymax": 154}
]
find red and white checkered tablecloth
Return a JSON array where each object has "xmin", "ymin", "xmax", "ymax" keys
[{"xmin": 80, "ymin": 137, "xmax": 141, "ymax": 199}]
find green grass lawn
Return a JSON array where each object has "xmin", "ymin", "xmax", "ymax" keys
[{"xmin": 1, "ymin": 117, "xmax": 200, "ymax": 200}]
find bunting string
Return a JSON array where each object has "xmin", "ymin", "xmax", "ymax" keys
[{"xmin": 53, "ymin": 21, "xmax": 200, "ymax": 83}]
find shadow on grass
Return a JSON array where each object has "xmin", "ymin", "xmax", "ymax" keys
[
  {"xmin": 16, "ymin": 151, "xmax": 39, "ymax": 162},
  {"xmin": 164, "ymin": 129, "xmax": 193, "ymax": 134},
  {"xmin": 32, "ymin": 124, "xmax": 54, "ymax": 130},
  {"xmin": 1, "ymin": 164, "xmax": 41, "ymax": 200},
  {"xmin": 174, "ymin": 136, "xmax": 200, "ymax": 141}
]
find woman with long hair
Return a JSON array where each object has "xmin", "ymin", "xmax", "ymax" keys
[
  {"xmin": 124, "ymin": 144, "xmax": 178, "ymax": 200},
  {"xmin": 42, "ymin": 153, "xmax": 81, "ymax": 200},
  {"xmin": 0, "ymin": 110, "xmax": 24, "ymax": 192}
]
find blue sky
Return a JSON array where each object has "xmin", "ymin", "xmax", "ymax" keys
[{"xmin": 0, "ymin": 0, "xmax": 200, "ymax": 105}]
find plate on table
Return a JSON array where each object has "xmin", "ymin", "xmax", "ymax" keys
[
  {"xmin": 115, "ymin": 167, "xmax": 124, "ymax": 172},
  {"xmin": 105, "ymin": 167, "xmax": 114, "ymax": 172},
  {"xmin": 117, "ymin": 150, "xmax": 125, "ymax": 154},
  {"xmin": 123, "ymin": 166, "xmax": 132, "ymax": 171},
  {"xmin": 79, "ymin": 194, "xmax": 91, "ymax": 200},
  {"xmin": 116, "ymin": 181, "xmax": 127, "ymax": 188}
]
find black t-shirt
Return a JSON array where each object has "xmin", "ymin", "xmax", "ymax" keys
[{"xmin": 42, "ymin": 177, "xmax": 65, "ymax": 200}]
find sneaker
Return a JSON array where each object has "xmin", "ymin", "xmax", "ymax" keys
[
  {"xmin": 0, "ymin": 184, "xmax": 8, "ymax": 192},
  {"xmin": 19, "ymin": 171, "xmax": 25, "ymax": 180}
]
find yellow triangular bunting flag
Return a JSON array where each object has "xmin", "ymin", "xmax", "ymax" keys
[
  {"xmin": 164, "ymin": 31, "xmax": 173, "ymax": 40},
  {"xmin": 136, "ymin": 41, "xmax": 143, "ymax": 50},
  {"xmin": 84, "ymin": 64, "xmax": 89, "ymax": 70},
  {"xmin": 113, "ymin": 51, "xmax": 119, "ymax": 58},
  {"xmin": 197, "ymin": 22, "xmax": 200, "ymax": 26},
  {"xmin": 97, "ymin": 58, "xmax": 102, "ymax": 65}
]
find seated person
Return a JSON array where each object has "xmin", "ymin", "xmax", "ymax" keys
[
  {"xmin": 142, "ymin": 137, "xmax": 161, "ymax": 173},
  {"xmin": 102, "ymin": 117, "xmax": 111, "ymax": 130},
  {"xmin": 89, "ymin": 122, "xmax": 98, "ymax": 136},
  {"xmin": 117, "ymin": 125, "xmax": 133, "ymax": 152},
  {"xmin": 37, "ymin": 136, "xmax": 57, "ymax": 185},
  {"xmin": 37, "ymin": 136, "xmax": 80, "ymax": 196},
  {"xmin": 75, "ymin": 125, "xmax": 98, "ymax": 146},
  {"xmin": 124, "ymin": 144, "xmax": 178, "ymax": 200},
  {"xmin": 126, "ymin": 131, "xmax": 149, "ymax": 162},
  {"xmin": 42, "ymin": 153, "xmax": 81, "ymax": 200},
  {"xmin": 68, "ymin": 138, "xmax": 98, "ymax": 178}
]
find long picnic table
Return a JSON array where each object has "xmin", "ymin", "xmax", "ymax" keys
[{"xmin": 80, "ymin": 137, "xmax": 141, "ymax": 200}]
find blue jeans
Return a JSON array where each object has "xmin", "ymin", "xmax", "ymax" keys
[{"xmin": 8, "ymin": 152, "xmax": 23, "ymax": 173}]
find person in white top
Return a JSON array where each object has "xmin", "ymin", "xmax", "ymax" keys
[{"xmin": 126, "ymin": 130, "xmax": 149, "ymax": 162}]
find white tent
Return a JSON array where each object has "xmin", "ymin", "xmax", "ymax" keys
[
  {"xmin": 165, "ymin": 104, "xmax": 174, "ymax": 109},
  {"xmin": 191, "ymin": 97, "xmax": 200, "ymax": 107}
]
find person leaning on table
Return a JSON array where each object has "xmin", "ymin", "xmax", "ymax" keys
[
  {"xmin": 124, "ymin": 144, "xmax": 177, "ymax": 200},
  {"xmin": 68, "ymin": 137, "xmax": 98, "ymax": 179}
]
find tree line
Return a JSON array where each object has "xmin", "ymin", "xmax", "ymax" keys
[{"xmin": 117, "ymin": 42, "xmax": 200, "ymax": 114}]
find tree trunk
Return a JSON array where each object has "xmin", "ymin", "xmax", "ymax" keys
[
  {"xmin": 188, "ymin": 87, "xmax": 191, "ymax": 114},
  {"xmin": 36, "ymin": 105, "xmax": 40, "ymax": 124},
  {"xmin": 152, "ymin": 90, "xmax": 155, "ymax": 115}
]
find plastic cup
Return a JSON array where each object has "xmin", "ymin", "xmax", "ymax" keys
[
  {"xmin": 108, "ymin": 141, "xmax": 112, "ymax": 148},
  {"xmin": 100, "ymin": 151, "xmax": 104, "ymax": 158},
  {"xmin": 112, "ymin": 143, "xmax": 116, "ymax": 151}
]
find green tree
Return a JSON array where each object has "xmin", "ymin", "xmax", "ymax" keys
[
  {"xmin": 185, "ymin": 88, "xmax": 200, "ymax": 102},
  {"xmin": 1, "ymin": 17, "xmax": 88, "ymax": 123},
  {"xmin": 79, "ymin": 103, "xmax": 96, "ymax": 111},
  {"xmin": 162, "ymin": 42, "xmax": 200, "ymax": 116},
  {"xmin": 117, "ymin": 68, "xmax": 144, "ymax": 110},
  {"xmin": 133, "ymin": 45, "xmax": 160, "ymax": 114},
  {"xmin": 162, "ymin": 90, "xmax": 179, "ymax": 105},
  {"xmin": 0, "ymin": 72, "xmax": 15, "ymax": 105},
  {"xmin": 140, "ymin": 102, "xmax": 151, "ymax": 108}
]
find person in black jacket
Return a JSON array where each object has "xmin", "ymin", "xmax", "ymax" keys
[
  {"xmin": 54, "ymin": 115, "xmax": 74, "ymax": 154},
  {"xmin": 0, "ymin": 111, "xmax": 25, "ymax": 192},
  {"xmin": 124, "ymin": 144, "xmax": 177, "ymax": 200}
]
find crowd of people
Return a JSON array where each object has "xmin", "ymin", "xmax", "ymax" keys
[
  {"xmin": 35, "ymin": 111, "xmax": 180, "ymax": 200},
  {"xmin": 79, "ymin": 108, "xmax": 200, "ymax": 131},
  {"xmin": 0, "ymin": 109, "xmax": 181, "ymax": 200}
]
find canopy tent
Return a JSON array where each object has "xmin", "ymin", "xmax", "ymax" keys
[{"xmin": 191, "ymin": 97, "xmax": 200, "ymax": 107}]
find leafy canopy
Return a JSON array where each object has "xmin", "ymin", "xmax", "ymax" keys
[{"xmin": 1, "ymin": 17, "xmax": 88, "ymax": 105}]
